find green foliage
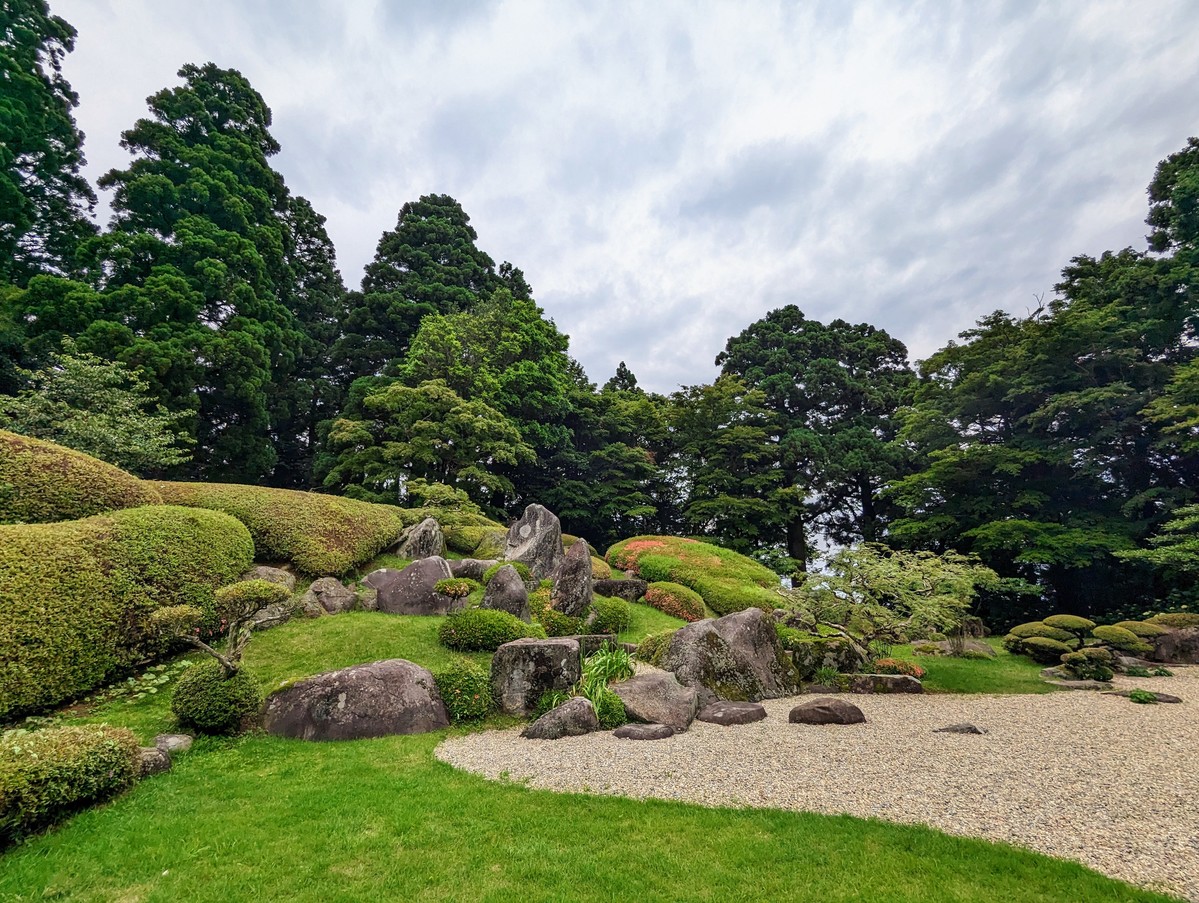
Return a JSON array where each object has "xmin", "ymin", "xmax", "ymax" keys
[
  {"xmin": 0, "ymin": 429, "xmax": 161, "ymax": 523},
  {"xmin": 582, "ymin": 643, "xmax": 635, "ymax": 686},
  {"xmin": 644, "ymin": 581, "xmax": 705, "ymax": 621},
  {"xmin": 482, "ymin": 561, "xmax": 531, "ymax": 585},
  {"xmin": 0, "ymin": 342, "xmax": 193, "ymax": 474},
  {"xmin": 1128, "ymin": 689, "xmax": 1158, "ymax": 705},
  {"xmin": 170, "ymin": 660, "xmax": 262, "ymax": 734},
  {"xmin": 1090, "ymin": 625, "xmax": 1151, "ymax": 655},
  {"xmin": 434, "ymin": 578, "xmax": 479, "ymax": 599},
  {"xmin": 871, "ymin": 658, "xmax": 926, "ymax": 678},
  {"xmin": 588, "ymin": 686, "xmax": 627, "ymax": 730},
  {"xmin": 1112, "ymin": 620, "xmax": 1168, "ymax": 638},
  {"xmin": 1019, "ymin": 636, "xmax": 1073, "ymax": 664},
  {"xmin": 570, "ymin": 644, "xmax": 633, "ymax": 729},
  {"xmin": 1008, "ymin": 622, "xmax": 1076, "ymax": 643},
  {"xmin": 0, "ymin": 725, "xmax": 138, "ymax": 844},
  {"xmin": 590, "ymin": 557, "xmax": 612, "ymax": 580},
  {"xmin": 438, "ymin": 608, "xmax": 543, "ymax": 652},
  {"xmin": 1123, "ymin": 666, "xmax": 1152, "ymax": 678},
  {"xmin": 444, "ymin": 524, "xmax": 507, "ymax": 557},
  {"xmin": 539, "ymin": 607, "xmax": 587, "ymax": 638},
  {"xmin": 1059, "ymin": 649, "xmax": 1113, "ymax": 682},
  {"xmin": 590, "ymin": 597, "xmax": 632, "ymax": 635},
  {"xmin": 1042, "ymin": 614, "xmax": 1095, "ymax": 633},
  {"xmin": 0, "ymin": 505, "xmax": 253, "ymax": 721},
  {"xmin": 634, "ymin": 630, "xmax": 676, "ymax": 667},
  {"xmin": 153, "ymin": 480, "xmax": 403, "ymax": 575},
  {"xmin": 1151, "ymin": 666, "xmax": 1173, "ymax": 677},
  {"xmin": 1147, "ymin": 612, "xmax": 1199, "ymax": 628},
  {"xmin": 432, "ymin": 659, "xmax": 493, "ymax": 722},
  {"xmin": 214, "ymin": 580, "xmax": 291, "ymax": 620}
]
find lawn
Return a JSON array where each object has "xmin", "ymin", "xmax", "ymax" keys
[{"xmin": 890, "ymin": 638, "xmax": 1058, "ymax": 694}]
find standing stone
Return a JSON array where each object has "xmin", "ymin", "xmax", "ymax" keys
[
  {"xmin": 504, "ymin": 503, "xmax": 565, "ymax": 580},
  {"xmin": 789, "ymin": 697, "xmax": 866, "ymax": 725},
  {"xmin": 364, "ymin": 557, "xmax": 456, "ymax": 615},
  {"xmin": 550, "ymin": 540, "xmax": 592, "ymax": 618},
  {"xmin": 241, "ymin": 566, "xmax": 296, "ymax": 592},
  {"xmin": 521, "ymin": 697, "xmax": 599, "ymax": 739},
  {"xmin": 593, "ymin": 578, "xmax": 647, "ymax": 603},
  {"xmin": 491, "ymin": 638, "xmax": 582, "ymax": 716},
  {"xmin": 610, "ymin": 672, "xmax": 698, "ymax": 731},
  {"xmin": 396, "ymin": 517, "xmax": 446, "ymax": 560},
  {"xmin": 481, "ymin": 564, "xmax": 531, "ymax": 622},
  {"xmin": 450, "ymin": 558, "xmax": 498, "ymax": 581},
  {"xmin": 263, "ymin": 659, "xmax": 449, "ymax": 740},
  {"xmin": 662, "ymin": 608, "xmax": 796, "ymax": 702},
  {"xmin": 301, "ymin": 577, "xmax": 357, "ymax": 614}
]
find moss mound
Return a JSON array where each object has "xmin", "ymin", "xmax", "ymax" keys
[
  {"xmin": 152, "ymin": 481, "xmax": 405, "ymax": 575},
  {"xmin": 0, "ymin": 430, "xmax": 161, "ymax": 524},
  {"xmin": 0, "ymin": 505, "xmax": 254, "ymax": 721},
  {"xmin": 606, "ymin": 536, "xmax": 781, "ymax": 616}
]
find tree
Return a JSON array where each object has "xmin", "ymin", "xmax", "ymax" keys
[
  {"xmin": 0, "ymin": 339, "xmax": 192, "ymax": 473},
  {"xmin": 0, "ymin": 0, "xmax": 97, "ymax": 284},
  {"xmin": 716, "ymin": 306, "xmax": 913, "ymax": 570}
]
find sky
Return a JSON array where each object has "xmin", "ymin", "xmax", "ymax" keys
[{"xmin": 54, "ymin": 0, "xmax": 1199, "ymax": 393}]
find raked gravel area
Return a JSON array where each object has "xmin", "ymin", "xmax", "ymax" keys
[{"xmin": 437, "ymin": 668, "xmax": 1199, "ymax": 902}]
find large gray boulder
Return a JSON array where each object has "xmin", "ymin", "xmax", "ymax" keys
[
  {"xmin": 610, "ymin": 671, "xmax": 698, "ymax": 731},
  {"xmin": 241, "ymin": 566, "xmax": 296, "ymax": 592},
  {"xmin": 1151, "ymin": 627, "xmax": 1199, "ymax": 664},
  {"xmin": 521, "ymin": 697, "xmax": 599, "ymax": 740},
  {"xmin": 364, "ymin": 557, "xmax": 457, "ymax": 615},
  {"xmin": 491, "ymin": 637, "xmax": 582, "ymax": 716},
  {"xmin": 301, "ymin": 577, "xmax": 357, "ymax": 614},
  {"xmin": 661, "ymin": 607, "xmax": 796, "ymax": 702},
  {"xmin": 396, "ymin": 517, "xmax": 446, "ymax": 560},
  {"xmin": 550, "ymin": 539, "xmax": 592, "ymax": 618},
  {"xmin": 450, "ymin": 558, "xmax": 498, "ymax": 581},
  {"xmin": 504, "ymin": 503, "xmax": 564, "ymax": 580},
  {"xmin": 263, "ymin": 659, "xmax": 449, "ymax": 740},
  {"xmin": 593, "ymin": 578, "xmax": 647, "ymax": 603},
  {"xmin": 481, "ymin": 564, "xmax": 531, "ymax": 622}
]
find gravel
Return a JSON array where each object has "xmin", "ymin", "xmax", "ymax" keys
[{"xmin": 437, "ymin": 668, "xmax": 1199, "ymax": 901}]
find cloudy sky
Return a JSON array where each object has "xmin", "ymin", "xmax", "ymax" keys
[{"xmin": 54, "ymin": 0, "xmax": 1199, "ymax": 393}]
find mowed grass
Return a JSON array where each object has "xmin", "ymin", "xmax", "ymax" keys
[
  {"xmin": 5, "ymin": 614, "xmax": 1176, "ymax": 902},
  {"xmin": 891, "ymin": 638, "xmax": 1059, "ymax": 694},
  {"xmin": 617, "ymin": 601, "xmax": 686, "ymax": 645}
]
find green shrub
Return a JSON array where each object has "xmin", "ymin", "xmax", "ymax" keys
[
  {"xmin": 171, "ymin": 660, "xmax": 263, "ymax": 734},
  {"xmin": 590, "ymin": 557, "xmax": 612, "ymax": 580},
  {"xmin": 1152, "ymin": 666, "xmax": 1173, "ymax": 677},
  {"xmin": 434, "ymin": 578, "xmax": 480, "ymax": 599},
  {"xmin": 1060, "ymin": 651, "xmax": 1113, "ymax": 682},
  {"xmin": 1123, "ymin": 666, "xmax": 1152, "ymax": 678},
  {"xmin": 0, "ymin": 725, "xmax": 140, "ymax": 843},
  {"xmin": 0, "ymin": 505, "xmax": 254, "ymax": 722},
  {"xmin": 583, "ymin": 643, "xmax": 635, "ymax": 685},
  {"xmin": 0, "ymin": 430, "xmax": 160, "ymax": 524},
  {"xmin": 539, "ymin": 607, "xmax": 587, "ymax": 637},
  {"xmin": 438, "ymin": 608, "xmax": 543, "ymax": 651},
  {"xmin": 644, "ymin": 582, "xmax": 705, "ymax": 621},
  {"xmin": 589, "ymin": 686, "xmax": 627, "ymax": 729},
  {"xmin": 634, "ymin": 630, "xmax": 676, "ymax": 667},
  {"xmin": 433, "ymin": 659, "xmax": 493, "ymax": 722},
  {"xmin": 1113, "ymin": 620, "xmax": 1168, "ymax": 638},
  {"xmin": 1091, "ymin": 624, "xmax": 1152, "ymax": 655},
  {"xmin": 590, "ymin": 596, "xmax": 632, "ymax": 634},
  {"xmin": 1042, "ymin": 614, "xmax": 1096, "ymax": 633},
  {"xmin": 1020, "ymin": 636, "xmax": 1073, "ymax": 663},
  {"xmin": 1147, "ymin": 612, "xmax": 1199, "ymax": 628},
  {"xmin": 1128, "ymin": 689, "xmax": 1158, "ymax": 704},
  {"xmin": 482, "ymin": 561, "xmax": 531, "ymax": 585},
  {"xmin": 1008, "ymin": 621, "xmax": 1075, "ymax": 643},
  {"xmin": 872, "ymin": 658, "xmax": 925, "ymax": 678},
  {"xmin": 214, "ymin": 580, "xmax": 291, "ymax": 625},
  {"xmin": 151, "ymin": 481, "xmax": 405, "ymax": 575}
]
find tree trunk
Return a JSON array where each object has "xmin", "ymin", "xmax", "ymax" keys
[
  {"xmin": 787, "ymin": 517, "xmax": 809, "ymax": 572},
  {"xmin": 859, "ymin": 474, "xmax": 878, "ymax": 542}
]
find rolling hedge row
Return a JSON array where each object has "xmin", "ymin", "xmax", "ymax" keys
[
  {"xmin": 0, "ymin": 506, "xmax": 254, "ymax": 721},
  {"xmin": 151, "ymin": 482, "xmax": 406, "ymax": 576},
  {"xmin": 0, "ymin": 430, "xmax": 161, "ymax": 524}
]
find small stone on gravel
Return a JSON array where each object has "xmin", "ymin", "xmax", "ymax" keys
[
  {"xmin": 697, "ymin": 701, "xmax": 768, "ymax": 725},
  {"xmin": 613, "ymin": 723, "xmax": 675, "ymax": 740},
  {"xmin": 932, "ymin": 723, "xmax": 988, "ymax": 734},
  {"xmin": 789, "ymin": 697, "xmax": 865, "ymax": 725}
]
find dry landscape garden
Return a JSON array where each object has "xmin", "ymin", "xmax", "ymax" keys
[{"xmin": 3, "ymin": 2, "xmax": 1199, "ymax": 901}]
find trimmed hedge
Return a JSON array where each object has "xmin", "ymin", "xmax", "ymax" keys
[
  {"xmin": 438, "ymin": 608, "xmax": 545, "ymax": 651},
  {"xmin": 590, "ymin": 597, "xmax": 632, "ymax": 634},
  {"xmin": 152, "ymin": 481, "xmax": 405, "ymax": 575},
  {"xmin": 1148, "ymin": 612, "xmax": 1199, "ymax": 628},
  {"xmin": 1113, "ymin": 620, "xmax": 1169, "ymax": 638},
  {"xmin": 0, "ymin": 505, "xmax": 254, "ymax": 721},
  {"xmin": 171, "ymin": 661, "xmax": 263, "ymax": 734},
  {"xmin": 1091, "ymin": 624, "xmax": 1151, "ymax": 655},
  {"xmin": 590, "ymin": 557, "xmax": 612, "ymax": 580},
  {"xmin": 0, "ymin": 725, "xmax": 141, "ymax": 844},
  {"xmin": 0, "ymin": 430, "xmax": 160, "ymax": 524},
  {"xmin": 644, "ymin": 582, "xmax": 705, "ymax": 622}
]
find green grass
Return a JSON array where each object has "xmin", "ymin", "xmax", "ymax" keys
[
  {"xmin": 617, "ymin": 602, "xmax": 686, "ymax": 646},
  {"xmin": 890, "ymin": 638, "xmax": 1058, "ymax": 694}
]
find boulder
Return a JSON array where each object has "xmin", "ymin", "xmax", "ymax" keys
[
  {"xmin": 785, "ymin": 633, "xmax": 869, "ymax": 680},
  {"xmin": 593, "ymin": 578, "xmax": 647, "ymax": 603},
  {"xmin": 571, "ymin": 635, "xmax": 617, "ymax": 658},
  {"xmin": 521, "ymin": 697, "xmax": 599, "ymax": 739},
  {"xmin": 789, "ymin": 697, "xmax": 866, "ymax": 725},
  {"xmin": 450, "ymin": 558, "xmax": 498, "ymax": 581},
  {"xmin": 301, "ymin": 577, "xmax": 357, "ymax": 614},
  {"xmin": 933, "ymin": 723, "xmax": 988, "ymax": 735},
  {"xmin": 614, "ymin": 723, "xmax": 675, "ymax": 740},
  {"xmin": 154, "ymin": 733, "xmax": 193, "ymax": 755},
  {"xmin": 610, "ymin": 671, "xmax": 698, "ymax": 731},
  {"xmin": 661, "ymin": 608, "xmax": 796, "ymax": 702},
  {"xmin": 491, "ymin": 638, "xmax": 582, "ymax": 716},
  {"xmin": 1150, "ymin": 627, "xmax": 1199, "ymax": 664},
  {"xmin": 696, "ymin": 701, "xmax": 767, "ymax": 726},
  {"xmin": 357, "ymin": 585, "xmax": 379, "ymax": 612},
  {"xmin": 550, "ymin": 540, "xmax": 593, "ymax": 618},
  {"xmin": 845, "ymin": 674, "xmax": 924, "ymax": 694},
  {"xmin": 263, "ymin": 659, "xmax": 449, "ymax": 740},
  {"xmin": 138, "ymin": 747, "xmax": 172, "ymax": 776},
  {"xmin": 241, "ymin": 566, "xmax": 296, "ymax": 592},
  {"xmin": 250, "ymin": 601, "xmax": 295, "ymax": 631},
  {"xmin": 1105, "ymin": 690, "xmax": 1183, "ymax": 704},
  {"xmin": 481, "ymin": 564, "xmax": 531, "ymax": 622},
  {"xmin": 396, "ymin": 517, "xmax": 446, "ymax": 560},
  {"xmin": 364, "ymin": 558, "xmax": 457, "ymax": 615},
  {"xmin": 504, "ymin": 503, "xmax": 565, "ymax": 580}
]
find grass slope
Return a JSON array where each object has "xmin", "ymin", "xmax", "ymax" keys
[{"xmin": 891, "ymin": 639, "xmax": 1058, "ymax": 695}]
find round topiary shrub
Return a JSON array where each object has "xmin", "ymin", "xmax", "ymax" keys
[
  {"xmin": 433, "ymin": 659, "xmax": 493, "ymax": 721},
  {"xmin": 1113, "ymin": 620, "xmax": 1169, "ymax": 638},
  {"xmin": 540, "ymin": 607, "xmax": 587, "ymax": 637},
  {"xmin": 439, "ymin": 608, "xmax": 543, "ymax": 651},
  {"xmin": 590, "ymin": 596, "xmax": 632, "ymax": 634},
  {"xmin": 590, "ymin": 556, "xmax": 612, "ymax": 580},
  {"xmin": 1020, "ymin": 635, "xmax": 1073, "ymax": 664},
  {"xmin": 644, "ymin": 582, "xmax": 705, "ymax": 622},
  {"xmin": 1091, "ymin": 624, "xmax": 1152, "ymax": 655},
  {"xmin": 872, "ymin": 658, "xmax": 926, "ymax": 679},
  {"xmin": 1009, "ymin": 621, "xmax": 1075, "ymax": 643},
  {"xmin": 171, "ymin": 660, "xmax": 263, "ymax": 734},
  {"xmin": 1042, "ymin": 614, "xmax": 1096, "ymax": 633},
  {"xmin": 1147, "ymin": 612, "xmax": 1199, "ymax": 629},
  {"xmin": 590, "ymin": 685, "xmax": 627, "ymax": 729},
  {"xmin": 434, "ymin": 578, "xmax": 480, "ymax": 599},
  {"xmin": 482, "ymin": 561, "xmax": 531, "ymax": 585}
]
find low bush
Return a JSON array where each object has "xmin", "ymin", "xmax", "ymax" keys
[
  {"xmin": 590, "ymin": 597, "xmax": 632, "ymax": 635},
  {"xmin": 634, "ymin": 630, "xmax": 676, "ymax": 667},
  {"xmin": 1091, "ymin": 625, "xmax": 1152, "ymax": 655},
  {"xmin": 1008, "ymin": 622, "xmax": 1076, "ymax": 643},
  {"xmin": 590, "ymin": 557, "xmax": 612, "ymax": 580},
  {"xmin": 482, "ymin": 561, "xmax": 531, "ymax": 585},
  {"xmin": 151, "ymin": 481, "xmax": 405, "ymax": 575},
  {"xmin": 0, "ymin": 430, "xmax": 160, "ymax": 524},
  {"xmin": 1060, "ymin": 650, "xmax": 1113, "ymax": 682},
  {"xmin": 644, "ymin": 582, "xmax": 705, "ymax": 621},
  {"xmin": 1147, "ymin": 612, "xmax": 1199, "ymax": 629},
  {"xmin": 1123, "ymin": 666, "xmax": 1152, "ymax": 678},
  {"xmin": 214, "ymin": 580, "xmax": 291, "ymax": 625},
  {"xmin": 444, "ymin": 524, "xmax": 507, "ymax": 558},
  {"xmin": 1042, "ymin": 614, "xmax": 1095, "ymax": 633},
  {"xmin": 434, "ymin": 578, "xmax": 480, "ymax": 599},
  {"xmin": 540, "ymin": 607, "xmax": 587, "ymax": 637},
  {"xmin": 171, "ymin": 660, "xmax": 263, "ymax": 734},
  {"xmin": 1019, "ymin": 636, "xmax": 1073, "ymax": 663},
  {"xmin": 871, "ymin": 658, "xmax": 926, "ymax": 678},
  {"xmin": 0, "ymin": 725, "xmax": 140, "ymax": 844},
  {"xmin": 1112, "ymin": 620, "xmax": 1168, "ymax": 638},
  {"xmin": 433, "ymin": 659, "xmax": 493, "ymax": 722},
  {"xmin": 0, "ymin": 505, "xmax": 254, "ymax": 722},
  {"xmin": 1128, "ymin": 689, "xmax": 1158, "ymax": 704},
  {"xmin": 439, "ymin": 608, "xmax": 544, "ymax": 651}
]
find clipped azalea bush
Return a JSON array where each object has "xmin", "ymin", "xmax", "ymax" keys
[
  {"xmin": 433, "ymin": 659, "xmax": 494, "ymax": 722},
  {"xmin": 1113, "ymin": 620, "xmax": 1169, "ymax": 638},
  {"xmin": 872, "ymin": 658, "xmax": 926, "ymax": 678},
  {"xmin": 0, "ymin": 505, "xmax": 254, "ymax": 722},
  {"xmin": 0, "ymin": 430, "xmax": 160, "ymax": 524},
  {"xmin": 152, "ymin": 481, "xmax": 404, "ymax": 575},
  {"xmin": 171, "ymin": 660, "xmax": 263, "ymax": 734},
  {"xmin": 643, "ymin": 582, "xmax": 705, "ymax": 622},
  {"xmin": 590, "ymin": 557, "xmax": 612, "ymax": 580},
  {"xmin": 1091, "ymin": 624, "xmax": 1152, "ymax": 655},
  {"xmin": 438, "ymin": 608, "xmax": 545, "ymax": 651},
  {"xmin": 590, "ymin": 596, "xmax": 632, "ymax": 634},
  {"xmin": 0, "ymin": 725, "xmax": 141, "ymax": 844}
]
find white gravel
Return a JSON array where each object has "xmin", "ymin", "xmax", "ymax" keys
[{"xmin": 437, "ymin": 669, "xmax": 1199, "ymax": 901}]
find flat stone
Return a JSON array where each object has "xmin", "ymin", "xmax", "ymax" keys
[
  {"xmin": 521, "ymin": 697, "xmax": 599, "ymax": 740},
  {"xmin": 613, "ymin": 723, "xmax": 675, "ymax": 740},
  {"xmin": 611, "ymin": 672, "xmax": 698, "ymax": 731},
  {"xmin": 364, "ymin": 557, "xmax": 456, "ymax": 615},
  {"xmin": 846, "ymin": 674, "xmax": 924, "ymax": 694},
  {"xmin": 933, "ymin": 723, "xmax": 988, "ymax": 734},
  {"xmin": 138, "ymin": 747, "xmax": 172, "ymax": 776},
  {"xmin": 154, "ymin": 733, "xmax": 193, "ymax": 755},
  {"xmin": 1105, "ymin": 690, "xmax": 1183, "ymax": 704},
  {"xmin": 789, "ymin": 697, "xmax": 866, "ymax": 725},
  {"xmin": 696, "ymin": 701, "xmax": 767, "ymax": 725},
  {"xmin": 1045, "ymin": 679, "xmax": 1114, "ymax": 690}
]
